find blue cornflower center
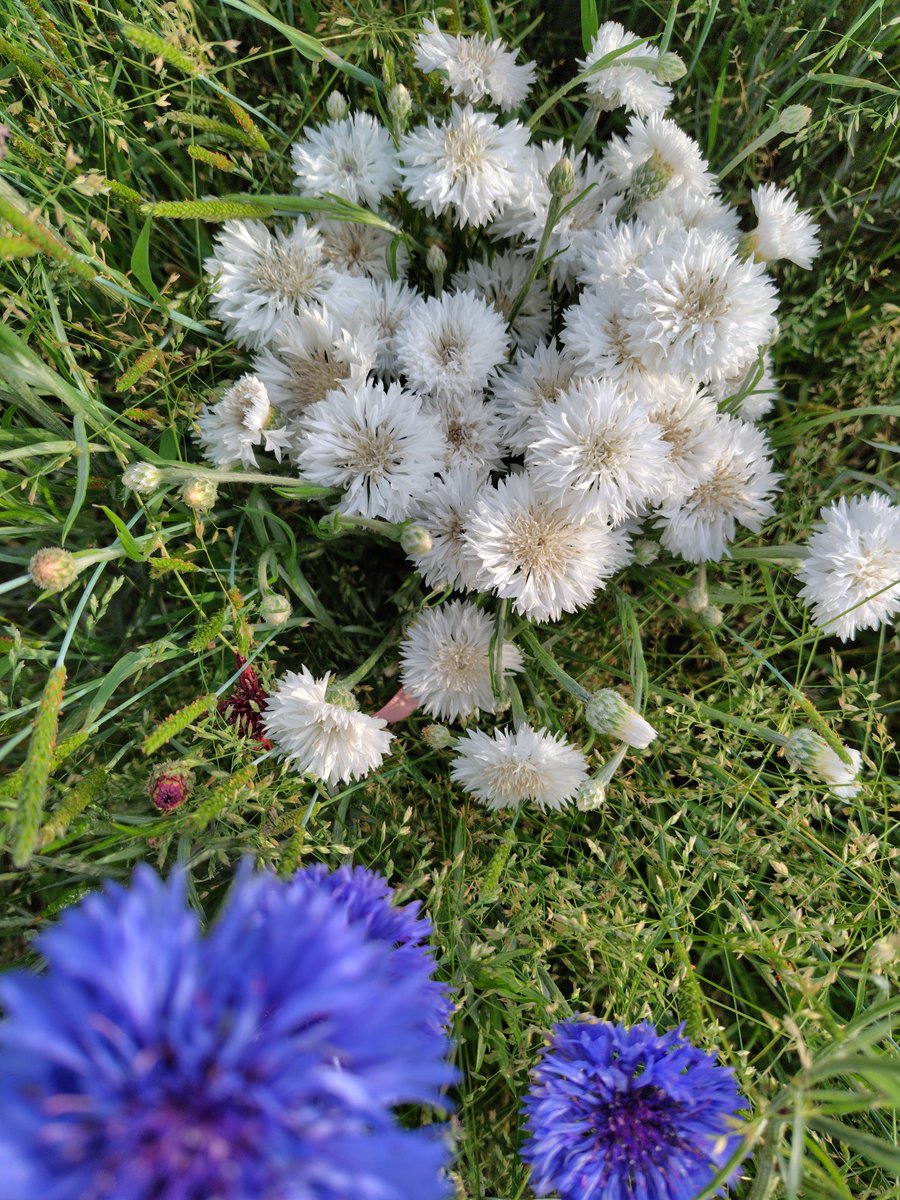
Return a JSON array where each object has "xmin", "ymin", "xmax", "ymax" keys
[{"xmin": 594, "ymin": 1083, "xmax": 680, "ymax": 1158}]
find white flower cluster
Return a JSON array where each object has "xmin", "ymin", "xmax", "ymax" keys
[{"xmin": 195, "ymin": 19, "xmax": 855, "ymax": 805}]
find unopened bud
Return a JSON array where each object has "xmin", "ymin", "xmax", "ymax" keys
[
  {"xmin": 629, "ymin": 151, "xmax": 674, "ymax": 202},
  {"xmin": 784, "ymin": 728, "xmax": 861, "ymax": 799},
  {"xmin": 778, "ymin": 104, "xmax": 811, "ymax": 134},
  {"xmin": 576, "ymin": 778, "xmax": 607, "ymax": 812},
  {"xmin": 30, "ymin": 547, "xmax": 78, "ymax": 593},
  {"xmin": 548, "ymin": 155, "xmax": 576, "ymax": 198},
  {"xmin": 685, "ymin": 584, "xmax": 709, "ymax": 614},
  {"xmin": 123, "ymin": 462, "xmax": 163, "ymax": 494},
  {"xmin": 326, "ymin": 91, "xmax": 349, "ymax": 122},
  {"xmin": 258, "ymin": 592, "xmax": 292, "ymax": 626},
  {"xmin": 423, "ymin": 724, "xmax": 454, "ymax": 750},
  {"xmin": 426, "ymin": 242, "xmax": 447, "ymax": 278},
  {"xmin": 148, "ymin": 761, "xmax": 195, "ymax": 812},
  {"xmin": 324, "ymin": 678, "xmax": 357, "ymax": 711},
  {"xmin": 388, "ymin": 83, "xmax": 412, "ymax": 128},
  {"xmin": 655, "ymin": 51, "xmax": 687, "ymax": 83},
  {"xmin": 400, "ymin": 523, "xmax": 433, "ymax": 556},
  {"xmin": 632, "ymin": 539, "xmax": 660, "ymax": 566},
  {"xmin": 180, "ymin": 477, "xmax": 218, "ymax": 513},
  {"xmin": 699, "ymin": 605, "xmax": 724, "ymax": 629},
  {"xmin": 585, "ymin": 689, "xmax": 658, "ymax": 749}
]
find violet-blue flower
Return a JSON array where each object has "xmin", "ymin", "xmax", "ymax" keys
[
  {"xmin": 0, "ymin": 863, "xmax": 455, "ymax": 1200},
  {"xmin": 521, "ymin": 1017, "xmax": 749, "ymax": 1200}
]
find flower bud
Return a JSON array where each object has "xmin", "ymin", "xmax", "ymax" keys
[
  {"xmin": 655, "ymin": 51, "xmax": 687, "ymax": 83},
  {"xmin": 180, "ymin": 477, "xmax": 218, "ymax": 513},
  {"xmin": 585, "ymin": 689, "xmax": 658, "ymax": 749},
  {"xmin": 326, "ymin": 91, "xmax": 348, "ymax": 122},
  {"xmin": 426, "ymin": 242, "xmax": 447, "ymax": 278},
  {"xmin": 423, "ymin": 723, "xmax": 454, "ymax": 750},
  {"xmin": 632, "ymin": 539, "xmax": 660, "ymax": 566},
  {"xmin": 699, "ymin": 605, "xmax": 724, "ymax": 629},
  {"xmin": 547, "ymin": 156, "xmax": 576, "ymax": 198},
  {"xmin": 324, "ymin": 678, "xmax": 358, "ymax": 712},
  {"xmin": 387, "ymin": 83, "xmax": 412, "ymax": 128},
  {"xmin": 629, "ymin": 151, "xmax": 674, "ymax": 202},
  {"xmin": 258, "ymin": 592, "xmax": 291, "ymax": 627},
  {"xmin": 147, "ymin": 761, "xmax": 195, "ymax": 812},
  {"xmin": 576, "ymin": 778, "xmax": 607, "ymax": 811},
  {"xmin": 400, "ymin": 523, "xmax": 433, "ymax": 556},
  {"xmin": 122, "ymin": 462, "xmax": 163, "ymax": 494},
  {"xmin": 29, "ymin": 547, "xmax": 78, "ymax": 593},
  {"xmin": 778, "ymin": 104, "xmax": 811, "ymax": 134},
  {"xmin": 784, "ymin": 728, "xmax": 861, "ymax": 799}
]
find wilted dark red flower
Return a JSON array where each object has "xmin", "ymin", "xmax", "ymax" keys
[
  {"xmin": 218, "ymin": 654, "xmax": 272, "ymax": 747},
  {"xmin": 147, "ymin": 761, "xmax": 194, "ymax": 811}
]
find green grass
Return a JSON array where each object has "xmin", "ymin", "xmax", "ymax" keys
[{"xmin": 1, "ymin": 0, "xmax": 898, "ymax": 1196}]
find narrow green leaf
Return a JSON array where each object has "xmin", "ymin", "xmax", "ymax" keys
[
  {"xmin": 99, "ymin": 506, "xmax": 147, "ymax": 561},
  {"xmin": 580, "ymin": 0, "xmax": 599, "ymax": 52},
  {"xmin": 130, "ymin": 216, "xmax": 165, "ymax": 306},
  {"xmin": 61, "ymin": 414, "xmax": 90, "ymax": 545}
]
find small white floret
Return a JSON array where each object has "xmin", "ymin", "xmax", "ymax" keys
[{"xmin": 450, "ymin": 724, "xmax": 589, "ymax": 810}]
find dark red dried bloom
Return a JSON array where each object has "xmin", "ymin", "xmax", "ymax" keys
[
  {"xmin": 148, "ymin": 763, "xmax": 194, "ymax": 812},
  {"xmin": 218, "ymin": 654, "xmax": 272, "ymax": 748}
]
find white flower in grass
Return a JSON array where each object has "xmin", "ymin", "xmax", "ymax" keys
[
  {"xmin": 252, "ymin": 307, "xmax": 376, "ymax": 421},
  {"xmin": 575, "ymin": 219, "xmax": 658, "ymax": 289},
  {"xmin": 561, "ymin": 289, "xmax": 653, "ymax": 390},
  {"xmin": 784, "ymin": 728, "xmax": 862, "ymax": 799},
  {"xmin": 491, "ymin": 341, "xmax": 583, "ymax": 455},
  {"xmin": 196, "ymin": 374, "xmax": 291, "ymax": 469},
  {"xmin": 352, "ymin": 277, "xmax": 420, "ymax": 378},
  {"xmin": 638, "ymin": 189, "xmax": 741, "ymax": 241},
  {"xmin": 314, "ymin": 218, "xmax": 408, "ymax": 281},
  {"xmin": 656, "ymin": 415, "xmax": 780, "ymax": 562},
  {"xmin": 398, "ymin": 103, "xmax": 531, "ymax": 227},
  {"xmin": 295, "ymin": 379, "xmax": 444, "ymax": 521},
  {"xmin": 414, "ymin": 18, "xmax": 536, "ymax": 110},
  {"xmin": 429, "ymin": 392, "xmax": 506, "ymax": 478},
  {"xmin": 795, "ymin": 493, "xmax": 900, "ymax": 641},
  {"xmin": 623, "ymin": 228, "xmax": 778, "ymax": 383},
  {"xmin": 634, "ymin": 374, "xmax": 722, "ymax": 505},
  {"xmin": 709, "ymin": 353, "xmax": 780, "ymax": 422},
  {"xmin": 603, "ymin": 113, "xmax": 714, "ymax": 203},
  {"xmin": 579, "ymin": 21, "xmax": 672, "ymax": 117},
  {"xmin": 406, "ymin": 466, "xmax": 486, "ymax": 593},
  {"xmin": 452, "ymin": 250, "xmax": 551, "ymax": 354},
  {"xmin": 291, "ymin": 112, "xmax": 399, "ymax": 207},
  {"xmin": 585, "ymin": 688, "xmax": 658, "ymax": 748},
  {"xmin": 749, "ymin": 184, "xmax": 821, "ymax": 269},
  {"xmin": 263, "ymin": 667, "xmax": 393, "ymax": 788},
  {"xmin": 465, "ymin": 471, "xmax": 631, "ymax": 622},
  {"xmin": 399, "ymin": 600, "xmax": 523, "ymax": 722},
  {"xmin": 450, "ymin": 724, "xmax": 589, "ymax": 811},
  {"xmin": 525, "ymin": 377, "xmax": 672, "ymax": 521},
  {"xmin": 203, "ymin": 219, "xmax": 365, "ymax": 351},
  {"xmin": 491, "ymin": 138, "xmax": 578, "ymax": 244},
  {"xmin": 395, "ymin": 289, "xmax": 510, "ymax": 402}
]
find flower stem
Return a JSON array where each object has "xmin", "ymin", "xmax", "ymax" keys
[{"xmin": 517, "ymin": 625, "xmax": 592, "ymax": 702}]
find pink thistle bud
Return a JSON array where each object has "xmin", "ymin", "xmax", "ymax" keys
[{"xmin": 147, "ymin": 762, "xmax": 195, "ymax": 812}]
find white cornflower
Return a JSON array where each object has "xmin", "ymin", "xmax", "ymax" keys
[
  {"xmin": 795, "ymin": 493, "xmax": 900, "ymax": 641},
  {"xmin": 623, "ymin": 228, "xmax": 779, "ymax": 382},
  {"xmin": 352, "ymin": 277, "xmax": 419, "ymax": 378},
  {"xmin": 398, "ymin": 103, "xmax": 531, "ymax": 227},
  {"xmin": 709, "ymin": 354, "xmax": 780, "ymax": 422},
  {"xmin": 490, "ymin": 138, "xmax": 578, "ymax": 244},
  {"xmin": 748, "ymin": 184, "xmax": 821, "ymax": 269},
  {"xmin": 526, "ymin": 377, "xmax": 672, "ymax": 521},
  {"xmin": 295, "ymin": 379, "xmax": 444, "ymax": 521},
  {"xmin": 429, "ymin": 392, "xmax": 506, "ymax": 478},
  {"xmin": 561, "ymin": 288, "xmax": 653, "ymax": 390},
  {"xmin": 634, "ymin": 374, "xmax": 723, "ymax": 504},
  {"xmin": 450, "ymin": 724, "xmax": 589, "ymax": 811},
  {"xmin": 603, "ymin": 113, "xmax": 713, "ymax": 204},
  {"xmin": 406, "ymin": 466, "xmax": 486, "ymax": 593},
  {"xmin": 252, "ymin": 307, "xmax": 375, "ymax": 421},
  {"xmin": 314, "ymin": 218, "xmax": 408, "ymax": 281},
  {"xmin": 452, "ymin": 250, "xmax": 551, "ymax": 354},
  {"xmin": 263, "ymin": 667, "xmax": 393, "ymax": 788},
  {"xmin": 579, "ymin": 22, "xmax": 672, "ymax": 117},
  {"xmin": 491, "ymin": 341, "xmax": 583, "ymax": 455},
  {"xmin": 203, "ymin": 219, "xmax": 364, "ymax": 351},
  {"xmin": 196, "ymin": 374, "xmax": 291, "ymax": 469},
  {"xmin": 784, "ymin": 728, "xmax": 862, "ymax": 800},
  {"xmin": 465, "ymin": 470, "xmax": 631, "ymax": 621},
  {"xmin": 291, "ymin": 112, "xmax": 399, "ymax": 207},
  {"xmin": 575, "ymin": 219, "xmax": 657, "ymax": 289},
  {"xmin": 414, "ymin": 18, "xmax": 536, "ymax": 110},
  {"xmin": 399, "ymin": 600, "xmax": 523, "ymax": 722},
  {"xmin": 395, "ymin": 289, "xmax": 510, "ymax": 402},
  {"xmin": 638, "ymin": 189, "xmax": 741, "ymax": 241},
  {"xmin": 585, "ymin": 688, "xmax": 658, "ymax": 748},
  {"xmin": 656, "ymin": 415, "xmax": 780, "ymax": 561}
]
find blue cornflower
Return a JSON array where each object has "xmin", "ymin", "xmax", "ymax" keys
[
  {"xmin": 0, "ymin": 863, "xmax": 456, "ymax": 1200},
  {"xmin": 521, "ymin": 1017, "xmax": 749, "ymax": 1200}
]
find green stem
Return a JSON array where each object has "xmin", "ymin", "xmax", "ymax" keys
[
  {"xmin": 517, "ymin": 625, "xmax": 592, "ymax": 702},
  {"xmin": 527, "ymin": 41, "xmax": 654, "ymax": 129},
  {"xmin": 506, "ymin": 193, "xmax": 562, "ymax": 327},
  {"xmin": 341, "ymin": 624, "xmax": 402, "ymax": 690}
]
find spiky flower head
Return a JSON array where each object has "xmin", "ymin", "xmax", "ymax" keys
[
  {"xmin": 147, "ymin": 761, "xmax": 195, "ymax": 811},
  {"xmin": 784, "ymin": 728, "xmax": 863, "ymax": 799},
  {"xmin": 180, "ymin": 477, "xmax": 218, "ymax": 513},
  {"xmin": 122, "ymin": 462, "xmax": 163, "ymax": 494},
  {"xmin": 0, "ymin": 864, "xmax": 454, "ymax": 1200},
  {"xmin": 29, "ymin": 547, "xmax": 78, "ymax": 593},
  {"xmin": 585, "ymin": 689, "xmax": 658, "ymax": 749},
  {"xmin": 748, "ymin": 184, "xmax": 821, "ymax": 270},
  {"xmin": 413, "ymin": 18, "xmax": 536, "ymax": 111},
  {"xmin": 450, "ymin": 724, "xmax": 589, "ymax": 811},
  {"xmin": 521, "ymin": 1017, "xmax": 749, "ymax": 1200},
  {"xmin": 578, "ymin": 22, "xmax": 673, "ymax": 118},
  {"xmin": 291, "ymin": 112, "xmax": 400, "ymax": 208}
]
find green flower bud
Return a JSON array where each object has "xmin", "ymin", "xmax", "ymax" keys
[
  {"xmin": 122, "ymin": 462, "xmax": 163, "ymax": 494},
  {"xmin": 324, "ymin": 679, "xmax": 358, "ymax": 711},
  {"xmin": 585, "ymin": 689, "xmax": 658, "ymax": 749},
  {"xmin": 180, "ymin": 477, "xmax": 218, "ymax": 513},
  {"xmin": 656, "ymin": 51, "xmax": 687, "ymax": 83},
  {"xmin": 29, "ymin": 547, "xmax": 78, "ymax": 593},
  {"xmin": 778, "ymin": 104, "xmax": 812, "ymax": 134},
  {"xmin": 547, "ymin": 156, "xmax": 576, "ymax": 198},
  {"xmin": 426, "ymin": 242, "xmax": 447, "ymax": 277},
  {"xmin": 388, "ymin": 83, "xmax": 412, "ymax": 128},
  {"xmin": 258, "ymin": 593, "xmax": 292, "ymax": 626},
  {"xmin": 423, "ymin": 724, "xmax": 454, "ymax": 750},
  {"xmin": 629, "ymin": 151, "xmax": 674, "ymax": 202},
  {"xmin": 400, "ymin": 524, "xmax": 433, "ymax": 556},
  {"xmin": 326, "ymin": 91, "xmax": 348, "ymax": 122}
]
